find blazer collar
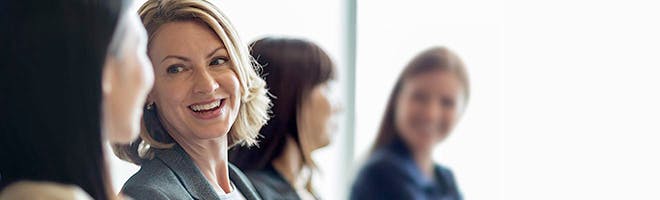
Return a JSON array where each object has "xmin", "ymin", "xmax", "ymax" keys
[
  {"xmin": 384, "ymin": 141, "xmax": 438, "ymax": 188},
  {"xmin": 229, "ymin": 163, "xmax": 262, "ymax": 200},
  {"xmin": 154, "ymin": 145, "xmax": 219, "ymax": 200},
  {"xmin": 154, "ymin": 145, "xmax": 261, "ymax": 200}
]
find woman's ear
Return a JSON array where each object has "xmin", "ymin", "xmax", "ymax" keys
[
  {"xmin": 102, "ymin": 56, "xmax": 118, "ymax": 96},
  {"xmin": 146, "ymin": 91, "xmax": 156, "ymax": 106}
]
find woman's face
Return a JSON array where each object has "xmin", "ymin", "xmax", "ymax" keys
[
  {"xmin": 103, "ymin": 12, "xmax": 154, "ymax": 143},
  {"xmin": 298, "ymin": 83, "xmax": 340, "ymax": 152},
  {"xmin": 395, "ymin": 70, "xmax": 465, "ymax": 153},
  {"xmin": 148, "ymin": 21, "xmax": 241, "ymax": 141}
]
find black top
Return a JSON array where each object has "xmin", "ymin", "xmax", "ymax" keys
[
  {"xmin": 350, "ymin": 141, "xmax": 463, "ymax": 200},
  {"xmin": 244, "ymin": 164, "xmax": 320, "ymax": 200},
  {"xmin": 121, "ymin": 144, "xmax": 262, "ymax": 200}
]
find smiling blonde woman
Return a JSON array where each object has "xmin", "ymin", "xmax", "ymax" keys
[{"xmin": 112, "ymin": 0, "xmax": 270, "ymax": 199}]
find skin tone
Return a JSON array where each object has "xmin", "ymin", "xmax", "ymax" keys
[
  {"xmin": 147, "ymin": 21, "xmax": 241, "ymax": 194},
  {"xmin": 272, "ymin": 83, "xmax": 340, "ymax": 198},
  {"xmin": 102, "ymin": 11, "xmax": 154, "ymax": 144},
  {"xmin": 394, "ymin": 70, "xmax": 465, "ymax": 179},
  {"xmin": 101, "ymin": 9, "xmax": 153, "ymax": 199}
]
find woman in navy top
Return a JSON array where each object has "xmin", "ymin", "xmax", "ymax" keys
[{"xmin": 351, "ymin": 47, "xmax": 469, "ymax": 200}]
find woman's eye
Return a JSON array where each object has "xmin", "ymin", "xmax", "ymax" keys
[
  {"xmin": 166, "ymin": 65, "xmax": 185, "ymax": 74},
  {"xmin": 412, "ymin": 92, "xmax": 428, "ymax": 103},
  {"xmin": 210, "ymin": 57, "xmax": 228, "ymax": 66},
  {"xmin": 441, "ymin": 98, "xmax": 455, "ymax": 108}
]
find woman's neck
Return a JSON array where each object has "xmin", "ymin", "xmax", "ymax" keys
[
  {"xmin": 411, "ymin": 148, "xmax": 435, "ymax": 180},
  {"xmin": 173, "ymin": 133, "xmax": 232, "ymax": 194},
  {"xmin": 102, "ymin": 140, "xmax": 120, "ymax": 199},
  {"xmin": 272, "ymin": 136, "xmax": 309, "ymax": 189}
]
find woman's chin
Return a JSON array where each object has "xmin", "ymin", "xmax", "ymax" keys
[
  {"xmin": 315, "ymin": 138, "xmax": 331, "ymax": 150},
  {"xmin": 189, "ymin": 127, "xmax": 231, "ymax": 140},
  {"xmin": 108, "ymin": 125, "xmax": 140, "ymax": 144}
]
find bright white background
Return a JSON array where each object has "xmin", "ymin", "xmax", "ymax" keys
[
  {"xmin": 356, "ymin": 0, "xmax": 660, "ymax": 199},
  {"xmin": 108, "ymin": 0, "xmax": 660, "ymax": 199}
]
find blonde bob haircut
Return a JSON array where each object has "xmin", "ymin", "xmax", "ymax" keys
[{"xmin": 114, "ymin": 0, "xmax": 270, "ymax": 164}]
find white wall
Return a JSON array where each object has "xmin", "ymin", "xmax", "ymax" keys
[{"xmin": 355, "ymin": 0, "xmax": 660, "ymax": 199}]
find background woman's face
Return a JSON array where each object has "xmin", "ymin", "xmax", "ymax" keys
[
  {"xmin": 298, "ymin": 83, "xmax": 340, "ymax": 152},
  {"xmin": 104, "ymin": 12, "xmax": 154, "ymax": 143},
  {"xmin": 148, "ymin": 21, "xmax": 241, "ymax": 140},
  {"xmin": 395, "ymin": 70, "xmax": 465, "ymax": 153}
]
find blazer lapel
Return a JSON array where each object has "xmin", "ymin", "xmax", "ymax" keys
[
  {"xmin": 155, "ymin": 145, "xmax": 221, "ymax": 200},
  {"xmin": 229, "ymin": 163, "xmax": 262, "ymax": 200}
]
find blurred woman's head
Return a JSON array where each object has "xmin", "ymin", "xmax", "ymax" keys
[
  {"xmin": 103, "ymin": 1, "xmax": 154, "ymax": 144},
  {"xmin": 114, "ymin": 0, "xmax": 270, "ymax": 164},
  {"xmin": 372, "ymin": 47, "xmax": 469, "ymax": 154},
  {"xmin": 230, "ymin": 37, "xmax": 338, "ymax": 170},
  {"xmin": 0, "ymin": 0, "xmax": 147, "ymax": 199}
]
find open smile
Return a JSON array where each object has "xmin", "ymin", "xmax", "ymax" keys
[{"xmin": 187, "ymin": 98, "xmax": 226, "ymax": 120}]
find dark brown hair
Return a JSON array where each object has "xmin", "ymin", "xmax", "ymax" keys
[
  {"xmin": 370, "ymin": 47, "xmax": 469, "ymax": 153},
  {"xmin": 0, "ymin": 0, "xmax": 126, "ymax": 199},
  {"xmin": 229, "ymin": 37, "xmax": 335, "ymax": 170}
]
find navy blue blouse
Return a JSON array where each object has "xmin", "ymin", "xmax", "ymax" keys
[{"xmin": 350, "ymin": 141, "xmax": 462, "ymax": 200}]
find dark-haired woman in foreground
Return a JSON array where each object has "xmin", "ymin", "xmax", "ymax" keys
[
  {"xmin": 230, "ymin": 37, "xmax": 340, "ymax": 200},
  {"xmin": 350, "ymin": 47, "xmax": 468, "ymax": 200},
  {"xmin": 0, "ymin": 0, "xmax": 153, "ymax": 199}
]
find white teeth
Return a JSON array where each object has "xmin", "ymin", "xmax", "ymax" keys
[{"xmin": 190, "ymin": 100, "xmax": 221, "ymax": 112}]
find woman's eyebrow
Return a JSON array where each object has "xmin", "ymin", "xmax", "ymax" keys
[
  {"xmin": 160, "ymin": 55, "xmax": 189, "ymax": 64},
  {"xmin": 206, "ymin": 47, "xmax": 225, "ymax": 59}
]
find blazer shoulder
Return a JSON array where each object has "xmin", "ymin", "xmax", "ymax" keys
[
  {"xmin": 352, "ymin": 154, "xmax": 402, "ymax": 184},
  {"xmin": 436, "ymin": 164, "xmax": 456, "ymax": 179},
  {"xmin": 245, "ymin": 169, "xmax": 299, "ymax": 200},
  {"xmin": 228, "ymin": 163, "xmax": 264, "ymax": 200},
  {"xmin": 435, "ymin": 164, "xmax": 462, "ymax": 198},
  {"xmin": 350, "ymin": 151, "xmax": 418, "ymax": 200},
  {"xmin": 122, "ymin": 159, "xmax": 188, "ymax": 200},
  {"xmin": 123, "ymin": 158, "xmax": 176, "ymax": 188},
  {"xmin": 122, "ymin": 184, "xmax": 171, "ymax": 200},
  {"xmin": 358, "ymin": 150, "xmax": 409, "ymax": 178}
]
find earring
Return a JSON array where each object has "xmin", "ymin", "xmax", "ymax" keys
[
  {"xmin": 146, "ymin": 102, "xmax": 154, "ymax": 110},
  {"xmin": 137, "ymin": 139, "xmax": 151, "ymax": 158}
]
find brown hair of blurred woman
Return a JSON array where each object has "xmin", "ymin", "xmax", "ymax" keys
[{"xmin": 230, "ymin": 37, "xmax": 336, "ymax": 170}]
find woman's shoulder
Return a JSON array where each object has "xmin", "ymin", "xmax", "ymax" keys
[
  {"xmin": 122, "ymin": 158, "xmax": 186, "ymax": 200},
  {"xmin": 0, "ymin": 181, "xmax": 92, "ymax": 200},
  {"xmin": 350, "ymin": 150, "xmax": 418, "ymax": 200},
  {"xmin": 358, "ymin": 148, "xmax": 411, "ymax": 176},
  {"xmin": 244, "ymin": 168, "xmax": 286, "ymax": 187},
  {"xmin": 244, "ymin": 169, "xmax": 288, "ymax": 189},
  {"xmin": 242, "ymin": 167, "xmax": 299, "ymax": 200},
  {"xmin": 435, "ymin": 164, "xmax": 456, "ymax": 178},
  {"xmin": 434, "ymin": 164, "xmax": 461, "ymax": 190},
  {"xmin": 123, "ymin": 157, "xmax": 176, "ymax": 187}
]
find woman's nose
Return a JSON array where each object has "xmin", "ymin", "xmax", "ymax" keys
[
  {"xmin": 192, "ymin": 69, "xmax": 219, "ymax": 94},
  {"xmin": 421, "ymin": 101, "xmax": 443, "ymax": 121}
]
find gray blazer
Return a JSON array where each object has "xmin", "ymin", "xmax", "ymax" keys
[
  {"xmin": 121, "ymin": 145, "xmax": 262, "ymax": 200},
  {"xmin": 243, "ymin": 164, "xmax": 320, "ymax": 200}
]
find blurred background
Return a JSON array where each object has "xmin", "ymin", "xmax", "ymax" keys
[{"xmin": 108, "ymin": 0, "xmax": 660, "ymax": 199}]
